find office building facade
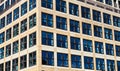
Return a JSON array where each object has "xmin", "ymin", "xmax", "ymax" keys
[{"xmin": 0, "ymin": 0, "xmax": 120, "ymax": 71}]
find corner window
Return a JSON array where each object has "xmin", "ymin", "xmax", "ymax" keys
[
  {"xmin": 42, "ymin": 31, "xmax": 54, "ymax": 46},
  {"xmin": 29, "ymin": 51, "xmax": 36, "ymax": 67}
]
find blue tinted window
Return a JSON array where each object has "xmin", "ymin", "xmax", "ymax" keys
[
  {"xmin": 106, "ymin": 43, "xmax": 114, "ymax": 56},
  {"xmin": 56, "ymin": 16, "xmax": 67, "ymax": 30},
  {"xmin": 81, "ymin": 6, "xmax": 90, "ymax": 19},
  {"xmin": 0, "ymin": 47, "xmax": 4, "ymax": 59},
  {"xmin": 42, "ymin": 0, "xmax": 53, "ymax": 9},
  {"xmin": 69, "ymin": 3, "xmax": 79, "ymax": 16},
  {"xmin": 82, "ymin": 22, "xmax": 91, "ymax": 35},
  {"xmin": 21, "ymin": 2, "xmax": 27, "ymax": 16},
  {"xmin": 116, "ymin": 45, "xmax": 120, "ymax": 56},
  {"xmin": 42, "ymin": 31, "xmax": 54, "ymax": 46},
  {"xmin": 107, "ymin": 60, "xmax": 115, "ymax": 71},
  {"xmin": 117, "ymin": 61, "xmax": 120, "ymax": 71},
  {"xmin": 42, "ymin": 13, "xmax": 53, "ymax": 27},
  {"xmin": 95, "ymin": 41, "xmax": 104, "ymax": 54},
  {"xmin": 0, "ymin": 32, "xmax": 4, "ymax": 44},
  {"xmin": 29, "ymin": 0, "xmax": 36, "ymax": 11},
  {"xmin": 70, "ymin": 37, "xmax": 80, "ymax": 50},
  {"xmin": 84, "ymin": 56, "xmax": 94, "ymax": 69},
  {"xmin": 7, "ymin": 12, "xmax": 12, "ymax": 25},
  {"xmin": 57, "ymin": 34, "xmax": 67, "ymax": 48},
  {"xmin": 94, "ymin": 25, "xmax": 102, "ymax": 37},
  {"xmin": 42, "ymin": 51, "xmax": 54, "ymax": 66},
  {"xmin": 96, "ymin": 58, "xmax": 105, "ymax": 70},
  {"xmin": 57, "ymin": 53, "xmax": 68, "ymax": 67},
  {"xmin": 56, "ymin": 0, "xmax": 66, "ymax": 13},
  {"xmin": 83, "ymin": 39, "xmax": 92, "ymax": 52},
  {"xmin": 70, "ymin": 19, "xmax": 80, "ymax": 33},
  {"xmin": 103, "ymin": 13, "xmax": 111, "ymax": 24},
  {"xmin": 0, "ymin": 17, "xmax": 5, "ymax": 29},
  {"xmin": 6, "ymin": 28, "xmax": 11, "ymax": 41},
  {"xmin": 113, "ymin": 16, "xmax": 120, "ymax": 27},
  {"xmin": 105, "ymin": 0, "xmax": 112, "ymax": 5},
  {"xmin": 13, "ymin": 7, "xmax": 19, "ymax": 20},
  {"xmin": 93, "ymin": 10, "xmax": 101, "ymax": 22},
  {"xmin": 104, "ymin": 28, "xmax": 112, "ymax": 40},
  {"xmin": 71, "ymin": 55, "xmax": 81, "ymax": 68},
  {"xmin": 114, "ymin": 30, "xmax": 120, "ymax": 41}
]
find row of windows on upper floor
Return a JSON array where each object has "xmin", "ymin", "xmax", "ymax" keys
[
  {"xmin": 1, "ymin": 30, "xmax": 120, "ymax": 60},
  {"xmin": 0, "ymin": 50, "xmax": 120, "ymax": 71},
  {"xmin": 0, "ymin": 0, "xmax": 36, "ymax": 13},
  {"xmin": 0, "ymin": 0, "xmax": 36, "ymax": 29},
  {"xmin": 0, "ymin": 12, "xmax": 120, "ymax": 44},
  {"xmin": 1, "ymin": 0, "xmax": 120, "ymax": 30},
  {"xmin": 41, "ymin": 0, "xmax": 120, "ymax": 27}
]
